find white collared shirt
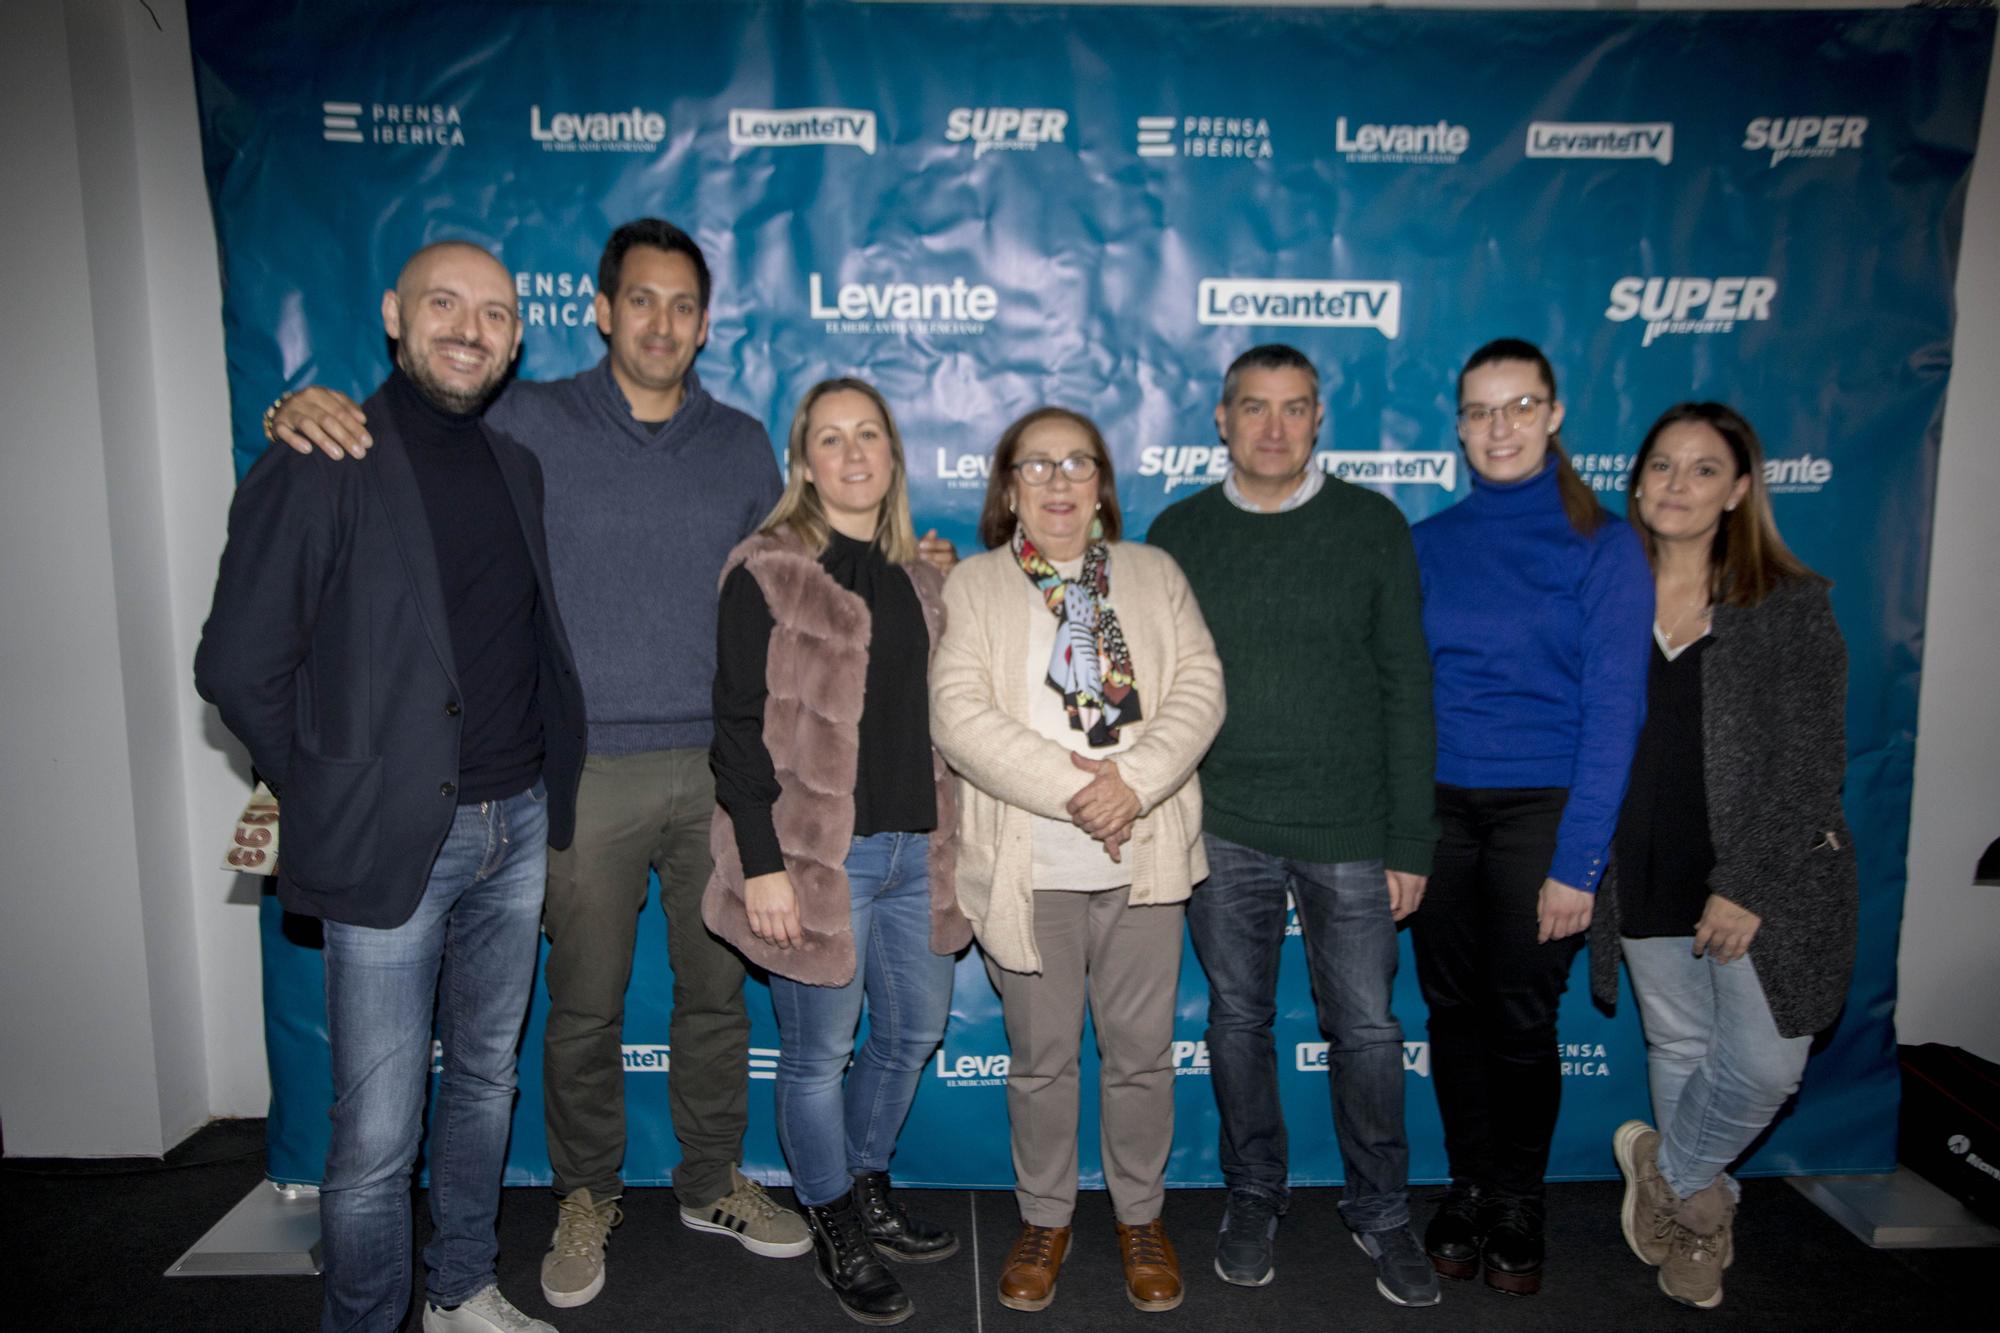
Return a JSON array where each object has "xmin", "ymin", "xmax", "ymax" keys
[{"xmin": 1222, "ymin": 465, "xmax": 1323, "ymax": 513}]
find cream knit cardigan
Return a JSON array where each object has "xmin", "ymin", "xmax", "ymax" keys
[{"xmin": 931, "ymin": 541, "xmax": 1226, "ymax": 974}]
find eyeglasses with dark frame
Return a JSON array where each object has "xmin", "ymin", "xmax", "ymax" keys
[
  {"xmin": 1456, "ymin": 395, "xmax": 1549, "ymax": 428},
  {"xmin": 1013, "ymin": 454, "xmax": 1101, "ymax": 486}
]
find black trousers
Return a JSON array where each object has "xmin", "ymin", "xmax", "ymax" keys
[{"xmin": 1410, "ymin": 784, "xmax": 1582, "ymax": 1201}]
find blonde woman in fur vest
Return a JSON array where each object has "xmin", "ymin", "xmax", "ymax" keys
[
  {"xmin": 705, "ymin": 377, "xmax": 973, "ymax": 1327},
  {"xmin": 1595, "ymin": 402, "xmax": 1855, "ymax": 1312},
  {"xmin": 931, "ymin": 407, "xmax": 1225, "ymax": 1316}
]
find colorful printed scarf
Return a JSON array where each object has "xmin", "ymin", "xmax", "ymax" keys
[{"xmin": 1013, "ymin": 531, "xmax": 1143, "ymax": 747}]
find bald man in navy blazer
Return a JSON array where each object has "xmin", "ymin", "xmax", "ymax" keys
[{"xmin": 197, "ymin": 241, "xmax": 583, "ymax": 1333}]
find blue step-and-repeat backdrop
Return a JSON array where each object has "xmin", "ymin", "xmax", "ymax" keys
[{"xmin": 187, "ymin": 1, "xmax": 1993, "ymax": 1189}]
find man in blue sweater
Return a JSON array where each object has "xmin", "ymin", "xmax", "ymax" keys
[{"xmin": 271, "ymin": 220, "xmax": 802, "ymax": 1309}]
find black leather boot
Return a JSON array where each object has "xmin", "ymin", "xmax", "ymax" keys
[
  {"xmin": 852, "ymin": 1170, "xmax": 960, "ymax": 1263},
  {"xmin": 1480, "ymin": 1193, "xmax": 1546, "ymax": 1296},
  {"xmin": 804, "ymin": 1193, "xmax": 913, "ymax": 1325},
  {"xmin": 1423, "ymin": 1183, "xmax": 1485, "ymax": 1281}
]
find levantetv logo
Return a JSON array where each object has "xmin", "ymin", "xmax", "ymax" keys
[
  {"xmin": 1744, "ymin": 116, "xmax": 1867, "ymax": 166},
  {"xmin": 1605, "ymin": 276, "xmax": 1776, "ymax": 347},
  {"xmin": 1526, "ymin": 121, "xmax": 1672, "ymax": 165},
  {"xmin": 946, "ymin": 107, "xmax": 1069, "ymax": 157},
  {"xmin": 809, "ymin": 273, "xmax": 999, "ymax": 335},
  {"xmin": 1299, "ymin": 1041, "xmax": 1432, "ymax": 1078},
  {"xmin": 1335, "ymin": 116, "xmax": 1469, "ymax": 164},
  {"xmin": 1198, "ymin": 279, "xmax": 1401, "ymax": 338},
  {"xmin": 530, "ymin": 105, "xmax": 666, "ymax": 152},
  {"xmin": 730, "ymin": 108, "xmax": 877, "ymax": 155},
  {"xmin": 1136, "ymin": 447, "xmax": 1454, "ymax": 493}
]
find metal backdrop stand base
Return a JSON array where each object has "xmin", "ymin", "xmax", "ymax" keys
[
  {"xmin": 164, "ymin": 1180, "xmax": 323, "ymax": 1276},
  {"xmin": 1789, "ymin": 1167, "xmax": 2000, "ymax": 1248}
]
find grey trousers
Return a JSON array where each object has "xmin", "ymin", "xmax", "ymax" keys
[
  {"xmin": 984, "ymin": 888, "xmax": 1185, "ymax": 1226},
  {"xmin": 542, "ymin": 748, "xmax": 748, "ymax": 1208}
]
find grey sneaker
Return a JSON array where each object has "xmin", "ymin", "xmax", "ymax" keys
[
  {"xmin": 1614, "ymin": 1119, "xmax": 1679, "ymax": 1267},
  {"xmin": 680, "ymin": 1165, "xmax": 813, "ymax": 1258},
  {"xmin": 1659, "ymin": 1180, "xmax": 1734, "ymax": 1310},
  {"xmin": 540, "ymin": 1188, "xmax": 622, "ymax": 1308},
  {"xmin": 1213, "ymin": 1189, "xmax": 1279, "ymax": 1286},
  {"xmin": 422, "ymin": 1285, "xmax": 556, "ymax": 1333},
  {"xmin": 1353, "ymin": 1226, "xmax": 1443, "ymax": 1307}
]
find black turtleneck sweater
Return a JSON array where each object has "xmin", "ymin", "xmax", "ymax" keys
[
  {"xmin": 712, "ymin": 529, "xmax": 935, "ymax": 877},
  {"xmin": 386, "ymin": 369, "xmax": 543, "ymax": 804}
]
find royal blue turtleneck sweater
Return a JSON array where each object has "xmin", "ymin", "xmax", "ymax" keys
[{"xmin": 1410, "ymin": 460, "xmax": 1653, "ymax": 892}]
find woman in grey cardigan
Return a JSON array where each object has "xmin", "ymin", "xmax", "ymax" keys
[{"xmin": 1592, "ymin": 402, "xmax": 1856, "ymax": 1312}]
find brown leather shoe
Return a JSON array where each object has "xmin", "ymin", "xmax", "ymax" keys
[
  {"xmin": 997, "ymin": 1223, "xmax": 1071, "ymax": 1312},
  {"xmin": 1115, "ymin": 1218, "xmax": 1184, "ymax": 1312}
]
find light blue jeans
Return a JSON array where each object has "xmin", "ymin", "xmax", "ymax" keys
[
  {"xmin": 769, "ymin": 832, "xmax": 955, "ymax": 1207},
  {"xmin": 1622, "ymin": 935, "xmax": 1812, "ymax": 1202},
  {"xmin": 319, "ymin": 786, "xmax": 547, "ymax": 1332}
]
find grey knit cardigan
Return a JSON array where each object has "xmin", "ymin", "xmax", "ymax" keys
[{"xmin": 1589, "ymin": 575, "xmax": 1858, "ymax": 1038}]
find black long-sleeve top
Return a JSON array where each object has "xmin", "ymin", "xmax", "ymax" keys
[
  {"xmin": 711, "ymin": 530, "xmax": 936, "ymax": 877},
  {"xmin": 1613, "ymin": 636, "xmax": 1715, "ymax": 937}
]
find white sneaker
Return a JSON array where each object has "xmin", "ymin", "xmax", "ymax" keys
[{"xmin": 423, "ymin": 1284, "xmax": 557, "ymax": 1333}]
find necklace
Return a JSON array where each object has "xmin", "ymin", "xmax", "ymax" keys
[{"xmin": 1658, "ymin": 592, "xmax": 1712, "ymax": 647}]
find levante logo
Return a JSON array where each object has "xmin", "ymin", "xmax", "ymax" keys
[
  {"xmin": 1335, "ymin": 116, "xmax": 1469, "ymax": 164},
  {"xmin": 529, "ymin": 104, "xmax": 666, "ymax": 152},
  {"xmin": 1197, "ymin": 279, "xmax": 1402, "ymax": 338},
  {"xmin": 808, "ymin": 272, "xmax": 999, "ymax": 335}
]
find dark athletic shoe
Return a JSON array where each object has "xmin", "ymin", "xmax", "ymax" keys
[
  {"xmin": 1213, "ymin": 1189, "xmax": 1280, "ymax": 1287},
  {"xmin": 1353, "ymin": 1225, "xmax": 1443, "ymax": 1307}
]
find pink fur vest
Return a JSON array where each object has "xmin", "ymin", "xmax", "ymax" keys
[{"xmin": 702, "ymin": 529, "xmax": 970, "ymax": 986}]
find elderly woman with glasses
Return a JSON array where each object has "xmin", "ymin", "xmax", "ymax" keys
[
  {"xmin": 1408, "ymin": 338, "xmax": 1654, "ymax": 1296},
  {"xmin": 930, "ymin": 407, "xmax": 1225, "ymax": 1316}
]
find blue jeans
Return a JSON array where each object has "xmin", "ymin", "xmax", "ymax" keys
[
  {"xmin": 319, "ymin": 786, "xmax": 548, "ymax": 1333},
  {"xmin": 769, "ymin": 832, "xmax": 955, "ymax": 1207},
  {"xmin": 1622, "ymin": 936, "xmax": 1812, "ymax": 1202},
  {"xmin": 1187, "ymin": 833, "xmax": 1410, "ymax": 1231}
]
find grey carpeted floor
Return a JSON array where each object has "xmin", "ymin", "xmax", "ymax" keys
[{"xmin": 0, "ymin": 1118, "xmax": 1981, "ymax": 1330}]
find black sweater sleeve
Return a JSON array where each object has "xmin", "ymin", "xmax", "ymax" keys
[{"xmin": 711, "ymin": 565, "xmax": 786, "ymax": 877}]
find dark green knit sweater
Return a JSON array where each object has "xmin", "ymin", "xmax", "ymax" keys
[{"xmin": 1146, "ymin": 480, "xmax": 1437, "ymax": 871}]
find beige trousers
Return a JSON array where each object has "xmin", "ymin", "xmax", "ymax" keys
[{"xmin": 984, "ymin": 887, "xmax": 1185, "ymax": 1226}]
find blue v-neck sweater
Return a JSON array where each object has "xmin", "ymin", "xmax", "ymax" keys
[{"xmin": 1410, "ymin": 461, "xmax": 1653, "ymax": 892}]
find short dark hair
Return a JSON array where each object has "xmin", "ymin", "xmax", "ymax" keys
[
  {"xmin": 977, "ymin": 406, "xmax": 1124, "ymax": 550},
  {"xmin": 597, "ymin": 218, "xmax": 711, "ymax": 310},
  {"xmin": 1222, "ymin": 344, "xmax": 1319, "ymax": 406}
]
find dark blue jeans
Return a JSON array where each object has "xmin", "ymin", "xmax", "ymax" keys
[
  {"xmin": 318, "ymin": 786, "xmax": 548, "ymax": 1333},
  {"xmin": 1187, "ymin": 833, "xmax": 1411, "ymax": 1231},
  {"xmin": 769, "ymin": 832, "xmax": 955, "ymax": 1207}
]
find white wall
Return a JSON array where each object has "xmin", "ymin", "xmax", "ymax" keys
[{"xmin": 0, "ymin": 0, "xmax": 1990, "ymax": 1158}]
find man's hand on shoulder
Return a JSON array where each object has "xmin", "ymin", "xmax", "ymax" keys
[
  {"xmin": 271, "ymin": 386, "xmax": 372, "ymax": 460},
  {"xmin": 917, "ymin": 529, "xmax": 959, "ymax": 575}
]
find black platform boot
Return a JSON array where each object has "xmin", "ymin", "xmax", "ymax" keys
[
  {"xmin": 852, "ymin": 1171, "xmax": 961, "ymax": 1263},
  {"xmin": 1423, "ymin": 1183, "xmax": 1485, "ymax": 1281},
  {"xmin": 1480, "ymin": 1193, "xmax": 1546, "ymax": 1296},
  {"xmin": 803, "ymin": 1193, "xmax": 913, "ymax": 1325}
]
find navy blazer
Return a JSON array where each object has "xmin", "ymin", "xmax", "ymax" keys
[{"xmin": 196, "ymin": 385, "xmax": 586, "ymax": 929}]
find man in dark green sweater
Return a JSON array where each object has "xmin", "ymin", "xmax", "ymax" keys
[{"xmin": 1147, "ymin": 344, "xmax": 1439, "ymax": 1308}]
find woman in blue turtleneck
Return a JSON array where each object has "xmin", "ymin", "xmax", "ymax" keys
[{"xmin": 1407, "ymin": 338, "xmax": 1653, "ymax": 1297}]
